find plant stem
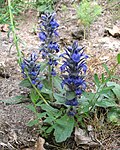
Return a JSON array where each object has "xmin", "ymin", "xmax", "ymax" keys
[
  {"xmin": 33, "ymin": 102, "xmax": 42, "ymax": 130},
  {"xmin": 109, "ymin": 63, "xmax": 119, "ymax": 77},
  {"xmin": 8, "ymin": 0, "xmax": 22, "ymax": 65},
  {"xmin": 51, "ymin": 75, "xmax": 54, "ymax": 100},
  {"xmin": 89, "ymin": 85, "xmax": 102, "ymax": 112},
  {"xmin": 48, "ymin": 65, "xmax": 54, "ymax": 101},
  {"xmin": 26, "ymin": 71, "xmax": 49, "ymax": 105},
  {"xmin": 83, "ymin": 26, "xmax": 86, "ymax": 40},
  {"xmin": 48, "ymin": 65, "xmax": 51, "ymax": 83}
]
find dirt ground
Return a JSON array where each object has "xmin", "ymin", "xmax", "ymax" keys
[{"xmin": 0, "ymin": 0, "xmax": 120, "ymax": 149}]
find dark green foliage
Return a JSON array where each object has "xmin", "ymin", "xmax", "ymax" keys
[{"xmin": 53, "ymin": 114, "xmax": 74, "ymax": 142}]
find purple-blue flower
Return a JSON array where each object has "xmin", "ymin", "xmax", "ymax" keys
[
  {"xmin": 60, "ymin": 62, "xmax": 68, "ymax": 72},
  {"xmin": 39, "ymin": 13, "xmax": 59, "ymax": 77},
  {"xmin": 75, "ymin": 89, "xmax": 82, "ymax": 95},
  {"xmin": 21, "ymin": 53, "xmax": 43, "ymax": 90},
  {"xmin": 68, "ymin": 109, "xmax": 76, "ymax": 116},
  {"xmin": 53, "ymin": 60, "xmax": 58, "ymax": 66},
  {"xmin": 48, "ymin": 58, "xmax": 53, "ymax": 65},
  {"xmin": 42, "ymin": 52, "xmax": 47, "ymax": 59},
  {"xmin": 21, "ymin": 63, "xmax": 26, "ymax": 70},
  {"xmin": 50, "ymin": 18, "xmax": 59, "ymax": 29},
  {"xmin": 48, "ymin": 59, "xmax": 58, "ymax": 67},
  {"xmin": 39, "ymin": 32, "xmax": 47, "ymax": 41},
  {"xmin": 37, "ymin": 83, "xmax": 43, "ymax": 90},
  {"xmin": 39, "ymin": 13, "xmax": 59, "ymax": 43},
  {"xmin": 51, "ymin": 68, "xmax": 56, "ymax": 76},
  {"xmin": 71, "ymin": 51, "xmax": 81, "ymax": 63},
  {"xmin": 48, "ymin": 42, "xmax": 59, "ymax": 53},
  {"xmin": 65, "ymin": 98, "xmax": 78, "ymax": 106},
  {"xmin": 60, "ymin": 41, "xmax": 88, "ymax": 107}
]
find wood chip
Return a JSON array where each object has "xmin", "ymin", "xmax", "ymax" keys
[
  {"xmin": 105, "ymin": 25, "xmax": 120, "ymax": 38},
  {"xmin": 0, "ymin": 24, "xmax": 9, "ymax": 32}
]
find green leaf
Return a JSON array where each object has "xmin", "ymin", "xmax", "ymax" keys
[
  {"xmin": 37, "ymin": 112, "xmax": 47, "ymax": 119},
  {"xmin": 30, "ymin": 89, "xmax": 39, "ymax": 104},
  {"xmin": 82, "ymin": 92, "xmax": 95, "ymax": 100},
  {"xmin": 27, "ymin": 119, "xmax": 38, "ymax": 127},
  {"xmin": 40, "ymin": 104, "xmax": 59, "ymax": 114},
  {"xmin": 37, "ymin": 76, "xmax": 46, "ymax": 81},
  {"xmin": 111, "ymin": 75, "xmax": 120, "ymax": 80},
  {"xmin": 107, "ymin": 82, "xmax": 120, "ymax": 100},
  {"xmin": 53, "ymin": 93, "xmax": 65, "ymax": 104},
  {"xmin": 76, "ymin": 116, "xmax": 85, "ymax": 128},
  {"xmin": 94, "ymin": 74, "xmax": 100, "ymax": 86},
  {"xmin": 26, "ymin": 104, "xmax": 36, "ymax": 113},
  {"xmin": 117, "ymin": 53, "xmax": 120, "ymax": 64},
  {"xmin": 44, "ymin": 116, "xmax": 55, "ymax": 124},
  {"xmin": 46, "ymin": 126, "xmax": 54, "ymax": 134},
  {"xmin": 41, "ymin": 79, "xmax": 52, "ymax": 95},
  {"xmin": 81, "ymin": 105, "xmax": 90, "ymax": 113},
  {"xmin": 41, "ymin": 126, "xmax": 48, "ymax": 132},
  {"xmin": 108, "ymin": 112, "xmax": 119, "ymax": 123},
  {"xmin": 107, "ymin": 107, "xmax": 120, "ymax": 124},
  {"xmin": 101, "ymin": 73, "xmax": 105, "ymax": 83},
  {"xmin": 53, "ymin": 76, "xmax": 65, "ymax": 93},
  {"xmin": 102, "ymin": 64, "xmax": 110, "ymax": 75},
  {"xmin": 0, "ymin": 95, "xmax": 26, "ymax": 104},
  {"xmin": 36, "ymin": 101, "xmax": 43, "ymax": 106},
  {"xmin": 96, "ymin": 99, "xmax": 117, "ymax": 108},
  {"xmin": 98, "ymin": 86, "xmax": 114, "ymax": 94},
  {"xmin": 19, "ymin": 79, "xmax": 31, "ymax": 88},
  {"xmin": 53, "ymin": 114, "xmax": 74, "ymax": 143},
  {"xmin": 66, "ymin": 91, "xmax": 76, "ymax": 100},
  {"xmin": 41, "ymin": 86, "xmax": 52, "ymax": 94},
  {"xmin": 37, "ymin": 4, "xmax": 47, "ymax": 12},
  {"xmin": 40, "ymin": 61, "xmax": 48, "ymax": 72}
]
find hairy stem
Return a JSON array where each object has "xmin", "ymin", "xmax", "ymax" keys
[
  {"xmin": 8, "ymin": 0, "xmax": 22, "ymax": 65},
  {"xmin": 26, "ymin": 71, "xmax": 49, "ymax": 105},
  {"xmin": 109, "ymin": 63, "xmax": 119, "ymax": 77},
  {"xmin": 48, "ymin": 65, "xmax": 54, "ymax": 101}
]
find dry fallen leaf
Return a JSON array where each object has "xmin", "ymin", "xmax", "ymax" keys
[
  {"xmin": 35, "ymin": 137, "xmax": 45, "ymax": 150},
  {"xmin": 74, "ymin": 127, "xmax": 99, "ymax": 148},
  {"xmin": 22, "ymin": 137, "xmax": 45, "ymax": 150},
  {"xmin": 9, "ymin": 129, "xmax": 18, "ymax": 143},
  {"xmin": 75, "ymin": 127, "xmax": 92, "ymax": 145}
]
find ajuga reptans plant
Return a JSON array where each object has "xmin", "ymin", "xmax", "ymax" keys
[
  {"xmin": 19, "ymin": 12, "xmax": 89, "ymax": 143},
  {"xmin": 8, "ymin": 3, "xmax": 120, "ymax": 142}
]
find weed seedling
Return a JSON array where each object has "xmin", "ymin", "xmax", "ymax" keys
[{"xmin": 76, "ymin": 0, "xmax": 102, "ymax": 39}]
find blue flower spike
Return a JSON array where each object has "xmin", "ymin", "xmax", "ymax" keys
[
  {"xmin": 60, "ymin": 41, "xmax": 88, "ymax": 107},
  {"xmin": 39, "ymin": 13, "xmax": 59, "ymax": 76},
  {"xmin": 21, "ymin": 52, "xmax": 43, "ymax": 90}
]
